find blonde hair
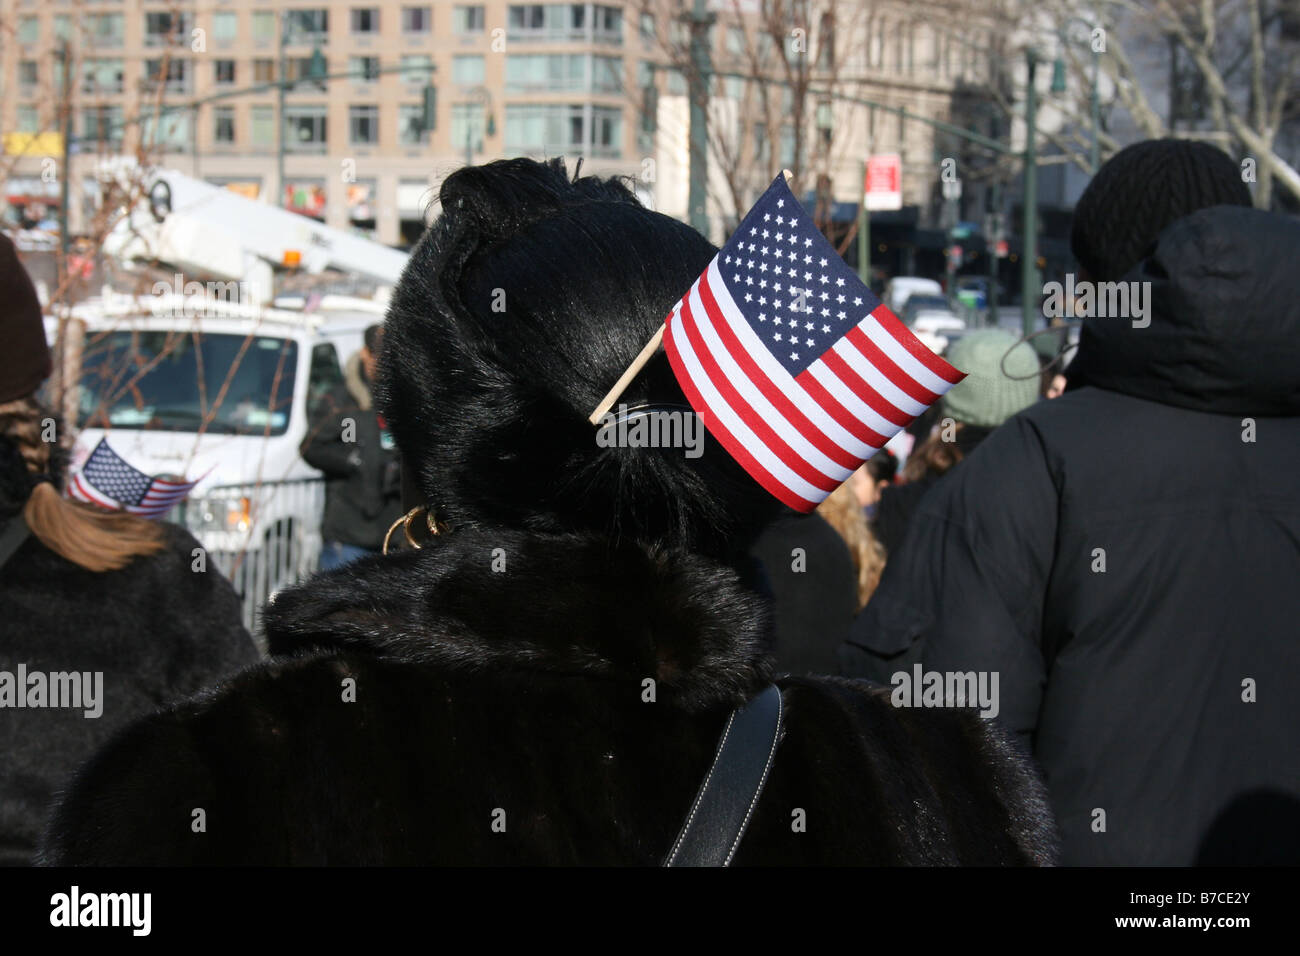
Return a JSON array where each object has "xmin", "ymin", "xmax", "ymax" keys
[
  {"xmin": 0, "ymin": 397, "xmax": 165, "ymax": 573},
  {"xmin": 816, "ymin": 482, "xmax": 887, "ymax": 611}
]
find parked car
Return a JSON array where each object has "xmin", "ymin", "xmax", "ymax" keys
[
  {"xmin": 884, "ymin": 276, "xmax": 944, "ymax": 315},
  {"xmin": 902, "ymin": 294, "xmax": 953, "ymax": 325},
  {"xmin": 910, "ymin": 309, "xmax": 967, "ymax": 336}
]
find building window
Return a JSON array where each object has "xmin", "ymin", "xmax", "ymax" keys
[
  {"xmin": 593, "ymin": 55, "xmax": 622, "ymax": 93},
  {"xmin": 213, "ymin": 12, "xmax": 238, "ymax": 43},
  {"xmin": 81, "ymin": 106, "xmax": 124, "ymax": 147},
  {"xmin": 454, "ymin": 5, "xmax": 485, "ymax": 34},
  {"xmin": 727, "ymin": 26, "xmax": 744, "ymax": 57},
  {"xmin": 398, "ymin": 104, "xmax": 425, "ymax": 145},
  {"xmin": 402, "ymin": 6, "xmax": 431, "ymax": 33},
  {"xmin": 779, "ymin": 125, "xmax": 796, "ymax": 166},
  {"xmin": 285, "ymin": 106, "xmax": 328, "ymax": 152},
  {"xmin": 451, "ymin": 103, "xmax": 487, "ymax": 153},
  {"xmin": 351, "ymin": 8, "xmax": 380, "ymax": 34},
  {"xmin": 252, "ymin": 11, "xmax": 276, "ymax": 44},
  {"xmin": 144, "ymin": 59, "xmax": 191, "ymax": 94},
  {"xmin": 666, "ymin": 68, "xmax": 685, "ymax": 95},
  {"xmin": 753, "ymin": 121, "xmax": 769, "ymax": 163},
  {"xmin": 17, "ymin": 17, "xmax": 39, "ymax": 45},
  {"xmin": 591, "ymin": 105, "xmax": 622, "ymax": 156},
  {"xmin": 400, "ymin": 54, "xmax": 433, "ymax": 83},
  {"xmin": 504, "ymin": 102, "xmax": 588, "ymax": 155},
  {"xmin": 286, "ymin": 10, "xmax": 329, "ymax": 44},
  {"xmin": 141, "ymin": 111, "xmax": 192, "ymax": 152},
  {"xmin": 639, "ymin": 12, "xmax": 654, "ymax": 47},
  {"xmin": 214, "ymin": 107, "xmax": 236, "ymax": 144},
  {"xmin": 593, "ymin": 5, "xmax": 622, "ymax": 44},
  {"xmin": 350, "ymin": 105, "xmax": 379, "ymax": 144},
  {"xmin": 17, "ymin": 106, "xmax": 41, "ymax": 134},
  {"xmin": 144, "ymin": 12, "xmax": 191, "ymax": 47},
  {"xmin": 251, "ymin": 105, "xmax": 275, "ymax": 147},
  {"xmin": 350, "ymin": 56, "xmax": 381, "ymax": 81},
  {"xmin": 82, "ymin": 59, "xmax": 125, "ymax": 95},
  {"xmin": 88, "ymin": 13, "xmax": 125, "ymax": 48},
  {"xmin": 452, "ymin": 54, "xmax": 485, "ymax": 85},
  {"xmin": 505, "ymin": 54, "xmax": 584, "ymax": 92},
  {"xmin": 253, "ymin": 59, "xmax": 276, "ymax": 83},
  {"xmin": 215, "ymin": 60, "xmax": 236, "ymax": 85}
]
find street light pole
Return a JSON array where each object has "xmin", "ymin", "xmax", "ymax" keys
[
  {"xmin": 1090, "ymin": 46, "xmax": 1101, "ymax": 174},
  {"xmin": 1021, "ymin": 47, "xmax": 1040, "ymax": 340},
  {"xmin": 278, "ymin": 11, "xmax": 287, "ymax": 208}
]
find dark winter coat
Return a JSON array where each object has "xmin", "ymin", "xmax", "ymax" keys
[
  {"xmin": 41, "ymin": 524, "xmax": 1056, "ymax": 865},
  {"xmin": 840, "ymin": 205, "xmax": 1300, "ymax": 865},
  {"xmin": 0, "ymin": 437, "xmax": 258, "ymax": 866},
  {"xmin": 300, "ymin": 354, "xmax": 403, "ymax": 550},
  {"xmin": 749, "ymin": 512, "xmax": 856, "ymax": 675}
]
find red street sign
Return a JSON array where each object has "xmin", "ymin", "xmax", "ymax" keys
[{"xmin": 864, "ymin": 153, "xmax": 902, "ymax": 211}]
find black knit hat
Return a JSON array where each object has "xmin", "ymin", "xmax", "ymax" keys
[
  {"xmin": 0, "ymin": 234, "xmax": 51, "ymax": 404},
  {"xmin": 1070, "ymin": 139, "xmax": 1252, "ymax": 282}
]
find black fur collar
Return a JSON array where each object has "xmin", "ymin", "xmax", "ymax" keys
[{"xmin": 263, "ymin": 526, "xmax": 774, "ymax": 712}]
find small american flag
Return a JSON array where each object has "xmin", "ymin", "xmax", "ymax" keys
[
  {"xmin": 664, "ymin": 173, "xmax": 966, "ymax": 513},
  {"xmin": 69, "ymin": 438, "xmax": 200, "ymax": 519}
]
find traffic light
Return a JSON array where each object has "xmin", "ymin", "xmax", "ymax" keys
[{"xmin": 421, "ymin": 85, "xmax": 437, "ymax": 133}]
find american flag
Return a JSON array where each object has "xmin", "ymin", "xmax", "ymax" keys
[
  {"xmin": 69, "ymin": 438, "xmax": 200, "ymax": 519},
  {"xmin": 663, "ymin": 173, "xmax": 966, "ymax": 513}
]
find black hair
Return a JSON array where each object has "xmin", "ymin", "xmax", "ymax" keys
[
  {"xmin": 865, "ymin": 449, "xmax": 897, "ymax": 485},
  {"xmin": 377, "ymin": 158, "xmax": 783, "ymax": 562},
  {"xmin": 363, "ymin": 324, "xmax": 384, "ymax": 354}
]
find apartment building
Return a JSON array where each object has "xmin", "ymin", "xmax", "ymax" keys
[
  {"xmin": 1, "ymin": 0, "xmax": 1003, "ymax": 250},
  {"xmin": 2, "ymin": 1, "xmax": 645, "ymax": 244}
]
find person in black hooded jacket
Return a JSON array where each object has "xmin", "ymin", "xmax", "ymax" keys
[
  {"xmin": 840, "ymin": 154, "xmax": 1300, "ymax": 863},
  {"xmin": 39, "ymin": 159, "xmax": 1056, "ymax": 866},
  {"xmin": 0, "ymin": 235, "xmax": 258, "ymax": 866}
]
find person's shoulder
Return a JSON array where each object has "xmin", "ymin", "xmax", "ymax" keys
[
  {"xmin": 776, "ymin": 674, "xmax": 1058, "ymax": 863},
  {"xmin": 39, "ymin": 648, "xmax": 365, "ymax": 864}
]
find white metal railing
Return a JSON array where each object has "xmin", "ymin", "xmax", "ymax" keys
[{"xmin": 177, "ymin": 478, "xmax": 325, "ymax": 648}]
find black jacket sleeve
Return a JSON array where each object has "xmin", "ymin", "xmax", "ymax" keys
[
  {"xmin": 299, "ymin": 389, "xmax": 362, "ymax": 479},
  {"xmin": 840, "ymin": 415, "xmax": 1060, "ymax": 741}
]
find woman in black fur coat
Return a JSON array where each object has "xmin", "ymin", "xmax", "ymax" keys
[{"xmin": 42, "ymin": 160, "xmax": 1056, "ymax": 865}]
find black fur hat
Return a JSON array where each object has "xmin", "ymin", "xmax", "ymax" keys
[{"xmin": 378, "ymin": 158, "xmax": 783, "ymax": 561}]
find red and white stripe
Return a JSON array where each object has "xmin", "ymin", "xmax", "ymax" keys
[{"xmin": 665, "ymin": 256, "xmax": 964, "ymax": 513}]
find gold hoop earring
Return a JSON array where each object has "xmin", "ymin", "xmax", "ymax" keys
[{"xmin": 383, "ymin": 506, "xmax": 444, "ymax": 555}]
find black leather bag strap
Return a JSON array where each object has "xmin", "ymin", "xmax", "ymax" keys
[
  {"xmin": 664, "ymin": 683, "xmax": 784, "ymax": 867},
  {"xmin": 0, "ymin": 514, "xmax": 30, "ymax": 571}
]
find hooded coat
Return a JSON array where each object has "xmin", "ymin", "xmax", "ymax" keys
[
  {"xmin": 840, "ymin": 205, "xmax": 1300, "ymax": 865},
  {"xmin": 0, "ymin": 436, "xmax": 258, "ymax": 865},
  {"xmin": 40, "ymin": 524, "xmax": 1056, "ymax": 865}
]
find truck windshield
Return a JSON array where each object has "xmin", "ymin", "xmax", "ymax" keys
[{"xmin": 78, "ymin": 331, "xmax": 298, "ymax": 436}]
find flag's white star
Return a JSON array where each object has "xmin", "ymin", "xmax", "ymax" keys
[
  {"xmin": 763, "ymin": 213, "xmax": 771, "ymax": 221},
  {"xmin": 804, "ymin": 237, "xmax": 812, "ymax": 247},
  {"xmin": 804, "ymin": 321, "xmax": 814, "ymax": 331},
  {"xmin": 758, "ymin": 293, "xmax": 767, "ymax": 302},
  {"xmin": 836, "ymin": 277, "xmax": 845, "ymax": 286},
  {"xmin": 760, "ymin": 246, "xmax": 768, "ymax": 256},
  {"xmin": 836, "ymin": 294, "xmax": 845, "ymax": 303},
  {"xmin": 853, "ymin": 296, "xmax": 863, "ymax": 306},
  {"xmin": 759, "ymin": 262, "xmax": 768, "ymax": 273},
  {"xmin": 821, "ymin": 307, "xmax": 830, "ymax": 317},
  {"xmin": 819, "ymin": 258, "xmax": 827, "ymax": 267},
  {"xmin": 734, "ymin": 273, "xmax": 741, "ymax": 282},
  {"xmin": 744, "ymin": 293, "xmax": 753, "ymax": 302},
  {"xmin": 774, "ymin": 232, "xmax": 783, "ymax": 243},
  {"xmin": 774, "ymin": 332, "xmax": 783, "ymax": 341},
  {"xmin": 774, "ymin": 282, "xmax": 783, "ymax": 292},
  {"xmin": 745, "ymin": 275, "xmax": 753, "ymax": 285},
  {"xmin": 804, "ymin": 254, "xmax": 812, "ymax": 264},
  {"xmin": 762, "ymin": 230, "xmax": 769, "ymax": 239},
  {"xmin": 821, "ymin": 324, "xmax": 831, "ymax": 334},
  {"xmin": 777, "ymin": 198, "xmax": 784, "ymax": 208},
  {"xmin": 819, "ymin": 274, "xmax": 828, "ymax": 284},
  {"xmin": 820, "ymin": 291, "xmax": 829, "ymax": 301},
  {"xmin": 724, "ymin": 254, "xmax": 731, "ymax": 264},
  {"xmin": 806, "ymin": 338, "xmax": 814, "ymax": 347},
  {"xmin": 776, "ymin": 215, "xmax": 784, "ymax": 225},
  {"xmin": 804, "ymin": 271, "xmax": 812, "ymax": 281},
  {"xmin": 757, "ymin": 313, "xmax": 767, "ymax": 322},
  {"xmin": 750, "ymin": 227, "xmax": 757, "ymax": 235},
  {"xmin": 791, "ymin": 352, "xmax": 799, "ymax": 361}
]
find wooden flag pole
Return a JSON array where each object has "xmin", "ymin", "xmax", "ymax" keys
[
  {"xmin": 588, "ymin": 322, "xmax": 665, "ymax": 425},
  {"xmin": 586, "ymin": 170, "xmax": 794, "ymax": 426}
]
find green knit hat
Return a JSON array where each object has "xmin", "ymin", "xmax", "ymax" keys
[{"xmin": 940, "ymin": 329, "xmax": 1040, "ymax": 428}]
